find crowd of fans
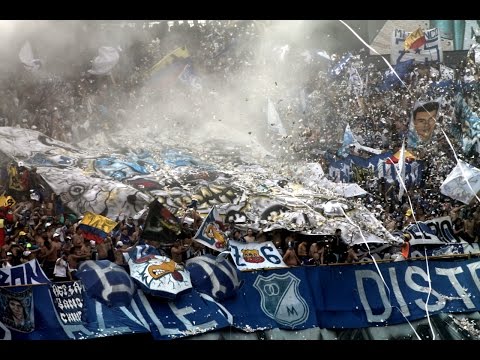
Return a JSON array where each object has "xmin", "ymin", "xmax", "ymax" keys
[{"xmin": 0, "ymin": 20, "xmax": 480, "ymax": 275}]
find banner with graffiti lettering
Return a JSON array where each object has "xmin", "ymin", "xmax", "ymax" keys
[
  {"xmin": 404, "ymin": 216, "xmax": 467, "ymax": 245},
  {"xmin": 228, "ymin": 240, "xmax": 287, "ymax": 271},
  {"xmin": 78, "ymin": 211, "xmax": 119, "ymax": 243},
  {"xmin": 0, "ymin": 259, "xmax": 50, "ymax": 286},
  {"xmin": 0, "ymin": 287, "xmax": 34, "ymax": 332},
  {"xmin": 391, "ymin": 27, "xmax": 442, "ymax": 65},
  {"xmin": 49, "ymin": 281, "xmax": 86, "ymax": 326}
]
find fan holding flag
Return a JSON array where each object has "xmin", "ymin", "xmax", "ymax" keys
[{"xmin": 404, "ymin": 27, "xmax": 426, "ymax": 52}]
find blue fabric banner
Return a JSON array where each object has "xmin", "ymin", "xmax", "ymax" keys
[{"xmin": 4, "ymin": 258, "xmax": 480, "ymax": 339}]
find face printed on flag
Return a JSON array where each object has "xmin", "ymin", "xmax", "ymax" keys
[{"xmin": 408, "ymin": 100, "xmax": 440, "ymax": 148}]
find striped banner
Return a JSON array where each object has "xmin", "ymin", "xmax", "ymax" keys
[{"xmin": 78, "ymin": 212, "xmax": 118, "ymax": 243}]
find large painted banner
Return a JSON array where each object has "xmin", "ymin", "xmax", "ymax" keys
[
  {"xmin": 3, "ymin": 258, "xmax": 480, "ymax": 339},
  {"xmin": 228, "ymin": 240, "xmax": 287, "ymax": 271},
  {"xmin": 391, "ymin": 27, "xmax": 442, "ymax": 65}
]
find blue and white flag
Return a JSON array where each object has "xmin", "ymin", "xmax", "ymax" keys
[
  {"xmin": 0, "ymin": 259, "xmax": 49, "ymax": 286},
  {"xmin": 378, "ymin": 59, "xmax": 414, "ymax": 92},
  {"xmin": 454, "ymin": 95, "xmax": 480, "ymax": 155},
  {"xmin": 330, "ymin": 52, "xmax": 352, "ymax": 76},
  {"xmin": 194, "ymin": 206, "xmax": 228, "ymax": 252},
  {"xmin": 186, "ymin": 254, "xmax": 242, "ymax": 301}
]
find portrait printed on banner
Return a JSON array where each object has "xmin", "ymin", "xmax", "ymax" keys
[
  {"xmin": 0, "ymin": 287, "xmax": 34, "ymax": 333},
  {"xmin": 407, "ymin": 99, "xmax": 441, "ymax": 149}
]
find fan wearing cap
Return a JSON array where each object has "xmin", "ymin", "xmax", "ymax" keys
[
  {"xmin": 113, "ymin": 241, "xmax": 129, "ymax": 269},
  {"xmin": 404, "ymin": 208, "xmax": 415, "ymax": 226},
  {"xmin": 20, "ymin": 250, "xmax": 34, "ymax": 264},
  {"xmin": 2, "ymin": 251, "xmax": 13, "ymax": 268}
]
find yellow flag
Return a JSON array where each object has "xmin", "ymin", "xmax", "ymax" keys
[
  {"xmin": 80, "ymin": 211, "xmax": 118, "ymax": 234},
  {"xmin": 404, "ymin": 28, "xmax": 426, "ymax": 51},
  {"xmin": 150, "ymin": 46, "xmax": 190, "ymax": 75}
]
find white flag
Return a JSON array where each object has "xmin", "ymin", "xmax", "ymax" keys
[
  {"xmin": 18, "ymin": 41, "xmax": 41, "ymax": 71},
  {"xmin": 267, "ymin": 98, "xmax": 287, "ymax": 137},
  {"xmin": 88, "ymin": 46, "xmax": 120, "ymax": 75}
]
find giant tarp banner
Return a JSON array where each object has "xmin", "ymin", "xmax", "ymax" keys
[
  {"xmin": 223, "ymin": 258, "xmax": 480, "ymax": 330},
  {"xmin": 4, "ymin": 258, "xmax": 480, "ymax": 339}
]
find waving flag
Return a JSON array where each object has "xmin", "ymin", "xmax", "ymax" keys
[
  {"xmin": 194, "ymin": 206, "xmax": 228, "ymax": 252},
  {"xmin": 88, "ymin": 46, "xmax": 120, "ymax": 75},
  {"xmin": 78, "ymin": 212, "xmax": 118, "ymax": 243},
  {"xmin": 404, "ymin": 27, "xmax": 426, "ymax": 50},
  {"xmin": 440, "ymin": 160, "xmax": 480, "ymax": 205},
  {"xmin": 147, "ymin": 46, "xmax": 190, "ymax": 88},
  {"xmin": 142, "ymin": 200, "xmax": 182, "ymax": 245},
  {"xmin": 18, "ymin": 41, "xmax": 41, "ymax": 71},
  {"xmin": 378, "ymin": 59, "xmax": 414, "ymax": 92}
]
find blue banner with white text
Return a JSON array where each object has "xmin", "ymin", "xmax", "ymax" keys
[{"xmin": 3, "ymin": 258, "xmax": 480, "ymax": 339}]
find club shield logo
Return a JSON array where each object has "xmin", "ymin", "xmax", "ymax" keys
[{"xmin": 253, "ymin": 272, "xmax": 309, "ymax": 328}]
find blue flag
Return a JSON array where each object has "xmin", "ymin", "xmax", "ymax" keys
[{"xmin": 378, "ymin": 59, "xmax": 414, "ymax": 92}]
